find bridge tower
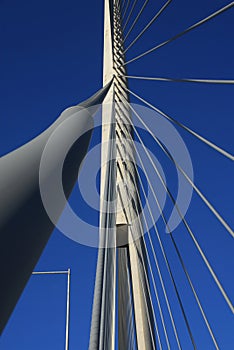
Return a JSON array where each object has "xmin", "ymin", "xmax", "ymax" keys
[{"xmin": 89, "ymin": 1, "xmax": 155, "ymax": 349}]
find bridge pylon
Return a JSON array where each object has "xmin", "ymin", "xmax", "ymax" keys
[{"xmin": 89, "ymin": 1, "xmax": 155, "ymax": 349}]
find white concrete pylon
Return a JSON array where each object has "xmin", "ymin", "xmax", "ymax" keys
[
  {"xmin": 89, "ymin": 0, "xmax": 116, "ymax": 349},
  {"xmin": 89, "ymin": 1, "xmax": 155, "ymax": 349}
]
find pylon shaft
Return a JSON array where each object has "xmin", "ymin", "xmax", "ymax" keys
[{"xmin": 89, "ymin": 1, "xmax": 156, "ymax": 349}]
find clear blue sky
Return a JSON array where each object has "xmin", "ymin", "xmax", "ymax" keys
[{"xmin": 0, "ymin": 0, "xmax": 233, "ymax": 349}]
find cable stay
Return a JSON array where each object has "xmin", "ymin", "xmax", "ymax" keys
[
  {"xmin": 116, "ymin": 128, "xmax": 186, "ymax": 350},
  {"xmin": 120, "ymin": 0, "xmax": 127, "ymax": 13},
  {"xmin": 170, "ymin": 234, "xmax": 221, "ymax": 350},
  {"xmin": 130, "ymin": 99, "xmax": 234, "ymax": 313},
  {"xmin": 120, "ymin": 2, "xmax": 234, "ymax": 66},
  {"xmin": 123, "ymin": 94, "xmax": 234, "ymax": 239},
  {"xmin": 114, "ymin": 93, "xmax": 232, "ymax": 350},
  {"xmin": 124, "ymin": 0, "xmax": 172, "ymax": 53},
  {"xmin": 123, "ymin": 114, "xmax": 220, "ymax": 349},
  {"xmin": 114, "ymin": 86, "xmax": 234, "ymax": 313},
  {"xmin": 123, "ymin": 0, "xmax": 149, "ymax": 42},
  {"xmin": 122, "ymin": 0, "xmax": 131, "ymax": 23},
  {"xmin": 117, "ymin": 100, "xmax": 221, "ymax": 349},
  {"xmin": 116, "ymin": 105, "xmax": 197, "ymax": 349},
  {"xmin": 124, "ymin": 87, "xmax": 234, "ymax": 161},
  {"xmin": 122, "ymin": 0, "xmax": 139, "ymax": 32},
  {"xmin": 120, "ymin": 74, "xmax": 234, "ymax": 85},
  {"xmin": 127, "ymin": 124, "xmax": 221, "ymax": 350},
  {"xmin": 116, "ymin": 100, "xmax": 222, "ymax": 349}
]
